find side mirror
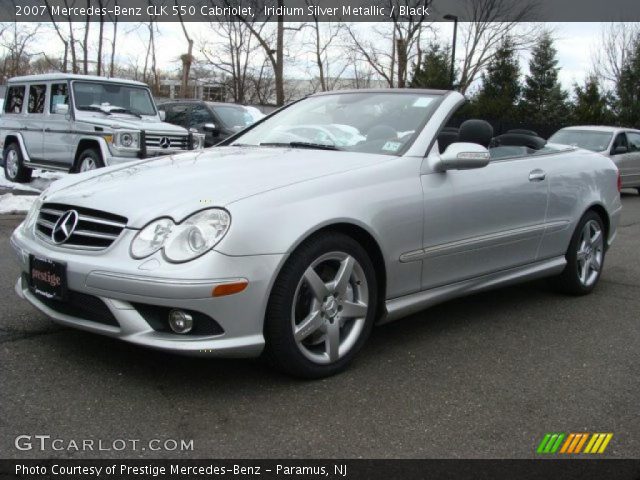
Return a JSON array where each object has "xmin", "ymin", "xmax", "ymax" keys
[
  {"xmin": 203, "ymin": 123, "xmax": 218, "ymax": 132},
  {"xmin": 612, "ymin": 145, "xmax": 628, "ymax": 155},
  {"xmin": 158, "ymin": 110, "xmax": 166, "ymax": 121},
  {"xmin": 438, "ymin": 142, "xmax": 491, "ymax": 171},
  {"xmin": 52, "ymin": 103, "xmax": 69, "ymax": 115}
]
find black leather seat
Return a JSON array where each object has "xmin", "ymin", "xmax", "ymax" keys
[{"xmin": 491, "ymin": 132, "xmax": 547, "ymax": 150}]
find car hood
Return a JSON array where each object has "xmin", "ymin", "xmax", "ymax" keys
[
  {"xmin": 75, "ymin": 113, "xmax": 188, "ymax": 134},
  {"xmin": 43, "ymin": 146, "xmax": 391, "ymax": 228}
]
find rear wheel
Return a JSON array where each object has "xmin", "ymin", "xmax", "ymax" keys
[
  {"xmin": 264, "ymin": 233, "xmax": 377, "ymax": 378},
  {"xmin": 3, "ymin": 143, "xmax": 32, "ymax": 183},
  {"xmin": 552, "ymin": 211, "xmax": 606, "ymax": 295},
  {"xmin": 76, "ymin": 148, "xmax": 104, "ymax": 173}
]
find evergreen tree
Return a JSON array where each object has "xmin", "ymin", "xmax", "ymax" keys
[
  {"xmin": 472, "ymin": 37, "xmax": 521, "ymax": 120},
  {"xmin": 520, "ymin": 32, "xmax": 569, "ymax": 125},
  {"xmin": 410, "ymin": 43, "xmax": 452, "ymax": 90},
  {"xmin": 572, "ymin": 75, "xmax": 615, "ymax": 125},
  {"xmin": 617, "ymin": 38, "xmax": 640, "ymax": 127}
]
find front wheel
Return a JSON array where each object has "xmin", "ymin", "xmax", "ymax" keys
[
  {"xmin": 3, "ymin": 143, "xmax": 32, "ymax": 183},
  {"xmin": 76, "ymin": 148, "xmax": 104, "ymax": 173},
  {"xmin": 264, "ymin": 233, "xmax": 378, "ymax": 378},
  {"xmin": 552, "ymin": 211, "xmax": 606, "ymax": 295}
]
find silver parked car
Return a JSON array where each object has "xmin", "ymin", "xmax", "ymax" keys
[
  {"xmin": 0, "ymin": 74, "xmax": 205, "ymax": 183},
  {"xmin": 11, "ymin": 90, "xmax": 622, "ymax": 378},
  {"xmin": 549, "ymin": 126, "xmax": 640, "ymax": 192}
]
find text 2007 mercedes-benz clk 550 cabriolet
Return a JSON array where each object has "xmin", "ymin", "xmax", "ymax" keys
[{"xmin": 11, "ymin": 90, "xmax": 622, "ymax": 378}]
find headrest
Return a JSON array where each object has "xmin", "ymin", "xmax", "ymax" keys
[{"xmin": 458, "ymin": 119, "xmax": 494, "ymax": 148}]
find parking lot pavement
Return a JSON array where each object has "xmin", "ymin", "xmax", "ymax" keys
[{"xmin": 1, "ymin": 192, "xmax": 640, "ymax": 460}]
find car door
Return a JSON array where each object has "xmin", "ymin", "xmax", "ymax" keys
[
  {"xmin": 420, "ymin": 149, "xmax": 549, "ymax": 289},
  {"xmin": 189, "ymin": 104, "xmax": 220, "ymax": 146},
  {"xmin": 41, "ymin": 81, "xmax": 74, "ymax": 165},
  {"xmin": 22, "ymin": 84, "xmax": 47, "ymax": 160},
  {"xmin": 624, "ymin": 132, "xmax": 640, "ymax": 187},
  {"xmin": 609, "ymin": 132, "xmax": 634, "ymax": 187}
]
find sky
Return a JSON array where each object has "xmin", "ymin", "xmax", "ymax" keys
[{"xmin": 12, "ymin": 21, "xmax": 604, "ymax": 92}]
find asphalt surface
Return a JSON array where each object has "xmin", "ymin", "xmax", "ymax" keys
[{"xmin": 1, "ymin": 192, "xmax": 640, "ymax": 459}]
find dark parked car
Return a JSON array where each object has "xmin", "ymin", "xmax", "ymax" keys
[{"xmin": 158, "ymin": 100, "xmax": 260, "ymax": 146}]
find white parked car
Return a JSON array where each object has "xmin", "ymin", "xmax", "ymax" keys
[
  {"xmin": 1, "ymin": 74, "xmax": 204, "ymax": 183},
  {"xmin": 549, "ymin": 126, "xmax": 640, "ymax": 193}
]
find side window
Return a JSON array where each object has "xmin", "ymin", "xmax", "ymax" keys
[
  {"xmin": 189, "ymin": 105, "xmax": 212, "ymax": 127},
  {"xmin": 611, "ymin": 133, "xmax": 628, "ymax": 154},
  {"xmin": 626, "ymin": 132, "xmax": 640, "ymax": 152},
  {"xmin": 28, "ymin": 84, "xmax": 47, "ymax": 114},
  {"xmin": 164, "ymin": 105, "xmax": 189, "ymax": 127},
  {"xmin": 50, "ymin": 83, "xmax": 69, "ymax": 113},
  {"xmin": 4, "ymin": 85, "xmax": 25, "ymax": 114}
]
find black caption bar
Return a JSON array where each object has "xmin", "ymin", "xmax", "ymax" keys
[
  {"xmin": 1, "ymin": 460, "xmax": 640, "ymax": 480},
  {"xmin": 2, "ymin": 0, "xmax": 640, "ymax": 22}
]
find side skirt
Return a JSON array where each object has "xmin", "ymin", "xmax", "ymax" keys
[{"xmin": 379, "ymin": 256, "xmax": 566, "ymax": 325}]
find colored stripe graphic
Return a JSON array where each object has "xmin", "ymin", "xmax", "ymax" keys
[
  {"xmin": 541, "ymin": 433, "xmax": 614, "ymax": 454},
  {"xmin": 537, "ymin": 433, "xmax": 565, "ymax": 453}
]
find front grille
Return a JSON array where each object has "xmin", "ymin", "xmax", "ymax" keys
[
  {"xmin": 145, "ymin": 133, "xmax": 189, "ymax": 150},
  {"xmin": 36, "ymin": 203, "xmax": 127, "ymax": 250}
]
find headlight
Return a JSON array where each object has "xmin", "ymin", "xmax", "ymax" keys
[
  {"xmin": 112, "ymin": 131, "xmax": 140, "ymax": 150},
  {"xmin": 23, "ymin": 195, "xmax": 43, "ymax": 231},
  {"xmin": 130, "ymin": 209, "xmax": 231, "ymax": 263},
  {"xmin": 191, "ymin": 132, "xmax": 205, "ymax": 150}
]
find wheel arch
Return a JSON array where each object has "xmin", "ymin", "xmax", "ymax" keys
[
  {"xmin": 2, "ymin": 133, "xmax": 30, "ymax": 161},
  {"xmin": 272, "ymin": 221, "xmax": 388, "ymax": 310},
  {"xmin": 73, "ymin": 137, "xmax": 107, "ymax": 171},
  {"xmin": 584, "ymin": 202, "xmax": 610, "ymax": 245}
]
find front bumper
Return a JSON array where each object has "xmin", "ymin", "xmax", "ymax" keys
[{"xmin": 11, "ymin": 224, "xmax": 285, "ymax": 357}]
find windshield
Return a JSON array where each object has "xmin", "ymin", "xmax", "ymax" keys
[
  {"xmin": 210, "ymin": 104, "xmax": 254, "ymax": 129},
  {"xmin": 231, "ymin": 92, "xmax": 441, "ymax": 155},
  {"xmin": 548, "ymin": 130, "xmax": 613, "ymax": 152},
  {"xmin": 72, "ymin": 81, "xmax": 157, "ymax": 116}
]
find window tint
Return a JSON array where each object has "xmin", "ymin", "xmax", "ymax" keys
[
  {"xmin": 627, "ymin": 132, "xmax": 640, "ymax": 152},
  {"xmin": 163, "ymin": 104, "xmax": 189, "ymax": 126},
  {"xmin": 189, "ymin": 105, "xmax": 212, "ymax": 126},
  {"xmin": 27, "ymin": 84, "xmax": 47, "ymax": 114},
  {"xmin": 50, "ymin": 83, "xmax": 69, "ymax": 113},
  {"xmin": 5, "ymin": 85, "xmax": 25, "ymax": 114},
  {"xmin": 612, "ymin": 133, "xmax": 628, "ymax": 153}
]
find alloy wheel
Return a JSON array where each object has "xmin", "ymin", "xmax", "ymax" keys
[
  {"xmin": 6, "ymin": 149, "xmax": 18, "ymax": 179},
  {"xmin": 79, "ymin": 157, "xmax": 97, "ymax": 172},
  {"xmin": 576, "ymin": 219, "xmax": 604, "ymax": 287},
  {"xmin": 291, "ymin": 252, "xmax": 369, "ymax": 364}
]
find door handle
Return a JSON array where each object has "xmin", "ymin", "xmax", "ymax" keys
[{"xmin": 529, "ymin": 169, "xmax": 546, "ymax": 182}]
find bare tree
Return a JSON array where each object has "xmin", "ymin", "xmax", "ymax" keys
[
  {"xmin": 82, "ymin": 0, "xmax": 91, "ymax": 73},
  {"xmin": 96, "ymin": 0, "xmax": 105, "ymax": 75},
  {"xmin": 0, "ymin": 23, "xmax": 40, "ymax": 82},
  {"xmin": 175, "ymin": 0, "xmax": 194, "ymax": 98},
  {"xmin": 109, "ymin": 0, "xmax": 119, "ymax": 76},
  {"xmin": 456, "ymin": 0, "xmax": 539, "ymax": 94},
  {"xmin": 594, "ymin": 22, "xmax": 640, "ymax": 89},
  {"xmin": 303, "ymin": 2, "xmax": 346, "ymax": 91},
  {"xmin": 43, "ymin": 0, "xmax": 79, "ymax": 73},
  {"xmin": 200, "ymin": 20, "xmax": 259, "ymax": 103},
  {"xmin": 344, "ymin": 0, "xmax": 432, "ymax": 88}
]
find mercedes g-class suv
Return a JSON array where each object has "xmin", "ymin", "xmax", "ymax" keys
[{"xmin": 1, "ymin": 74, "xmax": 205, "ymax": 183}]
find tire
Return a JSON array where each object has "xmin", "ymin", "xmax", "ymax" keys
[
  {"xmin": 75, "ymin": 148, "xmax": 104, "ymax": 173},
  {"xmin": 552, "ymin": 210, "xmax": 606, "ymax": 295},
  {"xmin": 3, "ymin": 143, "xmax": 32, "ymax": 183},
  {"xmin": 264, "ymin": 232, "xmax": 378, "ymax": 378}
]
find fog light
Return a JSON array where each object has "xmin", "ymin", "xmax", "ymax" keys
[{"xmin": 168, "ymin": 309, "xmax": 193, "ymax": 334}]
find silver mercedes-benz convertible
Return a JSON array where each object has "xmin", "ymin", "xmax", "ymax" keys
[{"xmin": 11, "ymin": 89, "xmax": 622, "ymax": 378}]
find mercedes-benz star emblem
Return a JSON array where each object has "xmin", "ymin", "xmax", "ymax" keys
[
  {"xmin": 159, "ymin": 137, "xmax": 171, "ymax": 149},
  {"xmin": 51, "ymin": 210, "xmax": 79, "ymax": 244}
]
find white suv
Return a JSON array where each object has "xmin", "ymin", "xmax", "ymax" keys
[{"xmin": 0, "ymin": 74, "xmax": 204, "ymax": 183}]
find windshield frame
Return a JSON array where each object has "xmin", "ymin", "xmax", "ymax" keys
[
  {"xmin": 548, "ymin": 129, "xmax": 614, "ymax": 152},
  {"xmin": 220, "ymin": 90, "xmax": 446, "ymax": 157},
  {"xmin": 71, "ymin": 80, "xmax": 158, "ymax": 117}
]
